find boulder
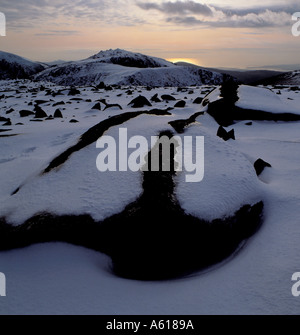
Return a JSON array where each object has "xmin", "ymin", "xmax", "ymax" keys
[
  {"xmin": 193, "ymin": 97, "xmax": 203, "ymax": 104},
  {"xmin": 217, "ymin": 126, "xmax": 235, "ymax": 141},
  {"xmin": 54, "ymin": 109, "xmax": 63, "ymax": 118},
  {"xmin": 34, "ymin": 105, "xmax": 48, "ymax": 118},
  {"xmin": 174, "ymin": 100, "xmax": 186, "ymax": 108},
  {"xmin": 128, "ymin": 95, "xmax": 152, "ymax": 108},
  {"xmin": 254, "ymin": 158, "xmax": 272, "ymax": 176},
  {"xmin": 91, "ymin": 102, "xmax": 101, "ymax": 110},
  {"xmin": 161, "ymin": 94, "xmax": 176, "ymax": 101},
  {"xmin": 150, "ymin": 93, "xmax": 162, "ymax": 103},
  {"xmin": 19, "ymin": 110, "xmax": 35, "ymax": 117}
]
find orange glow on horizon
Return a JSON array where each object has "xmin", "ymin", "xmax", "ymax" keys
[{"xmin": 167, "ymin": 58, "xmax": 201, "ymax": 66}]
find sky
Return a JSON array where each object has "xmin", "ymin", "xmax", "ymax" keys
[{"xmin": 0, "ymin": 0, "xmax": 299, "ymax": 69}]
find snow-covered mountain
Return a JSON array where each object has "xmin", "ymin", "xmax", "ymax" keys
[
  {"xmin": 258, "ymin": 69, "xmax": 300, "ymax": 85},
  {"xmin": 0, "ymin": 51, "xmax": 46, "ymax": 80},
  {"xmin": 35, "ymin": 49, "xmax": 229, "ymax": 86}
]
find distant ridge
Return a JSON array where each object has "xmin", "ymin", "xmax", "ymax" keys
[
  {"xmin": 0, "ymin": 51, "xmax": 46, "ymax": 80},
  {"xmin": 255, "ymin": 70, "xmax": 300, "ymax": 86},
  {"xmin": 175, "ymin": 61, "xmax": 284, "ymax": 85}
]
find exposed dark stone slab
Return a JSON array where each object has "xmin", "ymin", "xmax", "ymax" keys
[{"xmin": 0, "ymin": 130, "xmax": 264, "ymax": 281}]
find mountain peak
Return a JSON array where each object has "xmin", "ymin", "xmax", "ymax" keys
[{"xmin": 88, "ymin": 48, "xmax": 172, "ymax": 68}]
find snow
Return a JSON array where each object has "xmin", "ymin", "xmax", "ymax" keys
[
  {"xmin": 0, "ymin": 51, "xmax": 41, "ymax": 68},
  {"xmin": 236, "ymin": 85, "xmax": 300, "ymax": 115},
  {"xmin": 1, "ymin": 80, "xmax": 300, "ymax": 314},
  {"xmin": 34, "ymin": 49, "xmax": 224, "ymax": 87},
  {"xmin": 89, "ymin": 48, "xmax": 173, "ymax": 68},
  {"xmin": 175, "ymin": 114, "xmax": 263, "ymax": 221}
]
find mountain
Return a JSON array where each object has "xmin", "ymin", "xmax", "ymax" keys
[
  {"xmin": 175, "ymin": 62, "xmax": 283, "ymax": 85},
  {"xmin": 34, "ymin": 49, "xmax": 230, "ymax": 87},
  {"xmin": 256, "ymin": 70, "xmax": 300, "ymax": 86},
  {"xmin": 0, "ymin": 51, "xmax": 46, "ymax": 80},
  {"xmin": 45, "ymin": 60, "xmax": 69, "ymax": 66}
]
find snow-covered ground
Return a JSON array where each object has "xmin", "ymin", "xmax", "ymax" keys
[{"xmin": 0, "ymin": 81, "xmax": 300, "ymax": 314}]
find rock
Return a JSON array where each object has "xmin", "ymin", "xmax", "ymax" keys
[
  {"xmin": 0, "ymin": 116, "xmax": 9, "ymax": 122},
  {"xmin": 96, "ymin": 82, "xmax": 106, "ymax": 89},
  {"xmin": 254, "ymin": 158, "xmax": 272, "ymax": 176},
  {"xmin": 91, "ymin": 102, "xmax": 101, "ymax": 110},
  {"xmin": 53, "ymin": 101, "xmax": 65, "ymax": 107},
  {"xmin": 128, "ymin": 95, "xmax": 152, "ymax": 108},
  {"xmin": 217, "ymin": 126, "xmax": 235, "ymax": 141},
  {"xmin": 174, "ymin": 100, "xmax": 186, "ymax": 108},
  {"xmin": 3, "ymin": 120, "xmax": 12, "ymax": 126},
  {"xmin": 68, "ymin": 87, "xmax": 80, "ymax": 96},
  {"xmin": 35, "ymin": 100, "xmax": 49, "ymax": 105},
  {"xmin": 202, "ymin": 98, "xmax": 209, "ymax": 106},
  {"xmin": 193, "ymin": 97, "xmax": 203, "ymax": 104},
  {"xmin": 51, "ymin": 90, "xmax": 64, "ymax": 97},
  {"xmin": 245, "ymin": 122, "xmax": 252, "ymax": 126},
  {"xmin": 6, "ymin": 108, "xmax": 14, "ymax": 114},
  {"xmin": 69, "ymin": 119, "xmax": 79, "ymax": 123},
  {"xmin": 34, "ymin": 105, "xmax": 48, "ymax": 118},
  {"xmin": 150, "ymin": 93, "xmax": 161, "ymax": 103},
  {"xmin": 19, "ymin": 110, "xmax": 35, "ymax": 117},
  {"xmin": 227, "ymin": 129, "xmax": 235, "ymax": 140},
  {"xmin": 161, "ymin": 94, "xmax": 176, "ymax": 101},
  {"xmin": 54, "ymin": 109, "xmax": 63, "ymax": 118}
]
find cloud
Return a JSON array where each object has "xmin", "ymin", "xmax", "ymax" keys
[
  {"xmin": 137, "ymin": 1, "xmax": 213, "ymax": 16},
  {"xmin": 0, "ymin": 0, "xmax": 142, "ymax": 31},
  {"xmin": 167, "ymin": 10, "xmax": 291, "ymax": 28},
  {"xmin": 35, "ymin": 30, "xmax": 80, "ymax": 36},
  {"xmin": 137, "ymin": 1, "xmax": 296, "ymax": 28}
]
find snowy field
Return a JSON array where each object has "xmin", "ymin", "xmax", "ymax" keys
[{"xmin": 0, "ymin": 81, "xmax": 300, "ymax": 314}]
